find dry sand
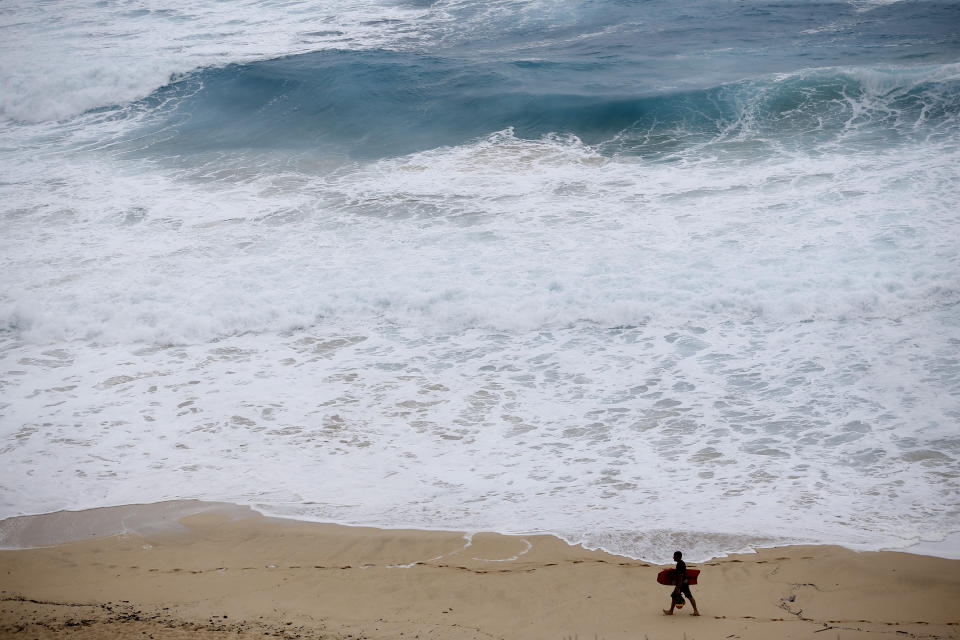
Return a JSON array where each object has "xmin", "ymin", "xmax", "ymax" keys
[{"xmin": 1, "ymin": 501, "xmax": 958, "ymax": 640}]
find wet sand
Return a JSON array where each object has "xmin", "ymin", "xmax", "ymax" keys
[{"xmin": 1, "ymin": 501, "xmax": 958, "ymax": 639}]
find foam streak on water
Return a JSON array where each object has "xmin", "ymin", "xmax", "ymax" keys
[{"xmin": 1, "ymin": 0, "xmax": 959, "ymax": 562}]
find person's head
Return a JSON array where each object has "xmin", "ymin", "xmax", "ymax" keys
[{"xmin": 673, "ymin": 551, "xmax": 682, "ymax": 561}]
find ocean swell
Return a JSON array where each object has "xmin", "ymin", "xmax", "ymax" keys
[{"xmin": 125, "ymin": 53, "xmax": 960, "ymax": 160}]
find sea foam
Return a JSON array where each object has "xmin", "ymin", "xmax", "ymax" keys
[{"xmin": 1, "ymin": 0, "xmax": 958, "ymax": 563}]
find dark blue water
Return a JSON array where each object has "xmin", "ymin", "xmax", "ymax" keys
[{"xmin": 132, "ymin": 0, "xmax": 960, "ymax": 159}]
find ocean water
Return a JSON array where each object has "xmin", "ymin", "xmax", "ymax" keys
[{"xmin": 1, "ymin": 0, "xmax": 959, "ymax": 562}]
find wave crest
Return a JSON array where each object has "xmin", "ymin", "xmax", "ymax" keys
[{"xmin": 125, "ymin": 53, "xmax": 960, "ymax": 160}]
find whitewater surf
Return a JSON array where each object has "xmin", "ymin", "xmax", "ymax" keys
[{"xmin": 1, "ymin": 0, "xmax": 958, "ymax": 562}]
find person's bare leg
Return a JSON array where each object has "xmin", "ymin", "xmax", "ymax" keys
[
  {"xmin": 688, "ymin": 595, "xmax": 700, "ymax": 615},
  {"xmin": 663, "ymin": 594, "xmax": 677, "ymax": 615}
]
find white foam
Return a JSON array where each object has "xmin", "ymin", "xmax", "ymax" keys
[
  {"xmin": 1, "ymin": 13, "xmax": 959, "ymax": 561},
  {"xmin": 901, "ymin": 532, "xmax": 960, "ymax": 560},
  {"xmin": 7, "ymin": 124, "xmax": 958, "ymax": 343},
  {"xmin": 0, "ymin": 0, "xmax": 450, "ymax": 123}
]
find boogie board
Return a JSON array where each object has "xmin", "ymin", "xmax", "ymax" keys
[{"xmin": 657, "ymin": 568, "xmax": 700, "ymax": 585}]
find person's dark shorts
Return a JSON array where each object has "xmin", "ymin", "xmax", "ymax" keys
[{"xmin": 676, "ymin": 583, "xmax": 693, "ymax": 598}]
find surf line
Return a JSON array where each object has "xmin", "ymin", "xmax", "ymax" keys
[
  {"xmin": 386, "ymin": 532, "xmax": 477, "ymax": 569},
  {"xmin": 473, "ymin": 538, "xmax": 533, "ymax": 563},
  {"xmin": 384, "ymin": 533, "xmax": 534, "ymax": 567}
]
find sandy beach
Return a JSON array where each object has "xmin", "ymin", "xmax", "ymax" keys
[
  {"xmin": 4, "ymin": 0, "xmax": 960, "ymax": 636},
  {"xmin": 1, "ymin": 502, "xmax": 957, "ymax": 640}
]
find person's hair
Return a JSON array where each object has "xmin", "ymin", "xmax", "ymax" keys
[{"xmin": 674, "ymin": 551, "xmax": 682, "ymax": 559}]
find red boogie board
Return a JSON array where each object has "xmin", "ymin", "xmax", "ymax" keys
[{"xmin": 657, "ymin": 568, "xmax": 700, "ymax": 585}]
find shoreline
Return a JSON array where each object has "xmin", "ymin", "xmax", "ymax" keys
[
  {"xmin": 2, "ymin": 499, "xmax": 959, "ymax": 562},
  {"xmin": 2, "ymin": 501, "xmax": 959, "ymax": 639}
]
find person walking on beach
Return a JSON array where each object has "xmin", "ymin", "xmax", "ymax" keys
[{"xmin": 663, "ymin": 551, "xmax": 700, "ymax": 616}]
